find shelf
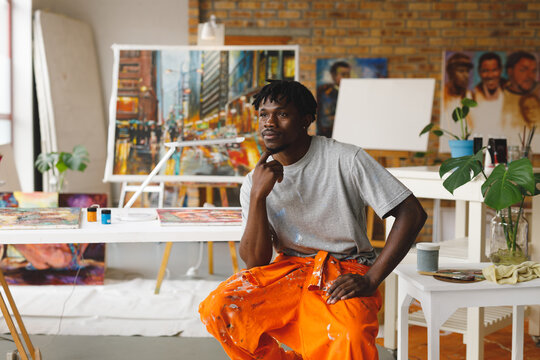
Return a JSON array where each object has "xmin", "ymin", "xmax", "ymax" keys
[{"xmin": 409, "ymin": 306, "xmax": 515, "ymax": 336}]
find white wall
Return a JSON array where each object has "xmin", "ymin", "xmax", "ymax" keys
[
  {"xmin": 26, "ymin": 0, "xmax": 248, "ymax": 279},
  {"xmin": 13, "ymin": 0, "xmax": 33, "ymax": 191},
  {"xmin": 33, "ymin": 0, "xmax": 190, "ymax": 111}
]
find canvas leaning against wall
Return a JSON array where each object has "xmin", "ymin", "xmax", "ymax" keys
[
  {"xmin": 0, "ymin": 192, "xmax": 106, "ymax": 285},
  {"xmin": 104, "ymin": 45, "xmax": 299, "ymax": 184},
  {"xmin": 441, "ymin": 50, "xmax": 540, "ymax": 153},
  {"xmin": 315, "ymin": 57, "xmax": 388, "ymax": 138}
]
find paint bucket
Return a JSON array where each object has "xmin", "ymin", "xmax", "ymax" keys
[
  {"xmin": 101, "ymin": 209, "xmax": 111, "ymax": 224},
  {"xmin": 416, "ymin": 242, "xmax": 440, "ymax": 272}
]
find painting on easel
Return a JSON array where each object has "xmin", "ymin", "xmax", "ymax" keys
[
  {"xmin": 104, "ymin": 45, "xmax": 299, "ymax": 184},
  {"xmin": 0, "ymin": 192, "xmax": 106, "ymax": 285}
]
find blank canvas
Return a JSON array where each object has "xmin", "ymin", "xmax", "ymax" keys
[{"xmin": 332, "ymin": 78, "xmax": 435, "ymax": 152}]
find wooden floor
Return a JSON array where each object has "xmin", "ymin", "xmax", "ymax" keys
[{"xmin": 377, "ymin": 319, "xmax": 540, "ymax": 359}]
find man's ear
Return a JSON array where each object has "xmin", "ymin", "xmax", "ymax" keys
[{"xmin": 303, "ymin": 114, "xmax": 314, "ymax": 128}]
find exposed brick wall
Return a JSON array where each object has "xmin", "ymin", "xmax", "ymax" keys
[{"xmin": 188, "ymin": 0, "xmax": 540, "ymax": 242}]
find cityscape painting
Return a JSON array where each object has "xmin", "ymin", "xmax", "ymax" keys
[{"xmin": 105, "ymin": 45, "xmax": 298, "ymax": 183}]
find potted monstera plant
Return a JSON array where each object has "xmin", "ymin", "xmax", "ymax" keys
[
  {"xmin": 439, "ymin": 151, "xmax": 537, "ymax": 265},
  {"xmin": 35, "ymin": 145, "xmax": 90, "ymax": 192},
  {"xmin": 420, "ymin": 98, "xmax": 477, "ymax": 157}
]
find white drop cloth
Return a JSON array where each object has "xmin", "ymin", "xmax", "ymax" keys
[{"xmin": 0, "ymin": 279, "xmax": 221, "ymax": 337}]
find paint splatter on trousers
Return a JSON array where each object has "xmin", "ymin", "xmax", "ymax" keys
[{"xmin": 199, "ymin": 251, "xmax": 381, "ymax": 360}]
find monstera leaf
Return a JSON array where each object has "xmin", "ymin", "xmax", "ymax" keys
[
  {"xmin": 439, "ymin": 150, "xmax": 484, "ymax": 194},
  {"xmin": 60, "ymin": 145, "xmax": 89, "ymax": 172},
  {"xmin": 35, "ymin": 145, "xmax": 89, "ymax": 174},
  {"xmin": 481, "ymin": 158, "xmax": 535, "ymax": 211}
]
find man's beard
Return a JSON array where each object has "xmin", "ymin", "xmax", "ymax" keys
[{"xmin": 267, "ymin": 143, "xmax": 290, "ymax": 155}]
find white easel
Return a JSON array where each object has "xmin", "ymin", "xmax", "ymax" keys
[{"xmin": 118, "ymin": 182, "xmax": 164, "ymax": 208}]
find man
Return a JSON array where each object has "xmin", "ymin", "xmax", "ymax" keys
[
  {"xmin": 316, "ymin": 61, "xmax": 351, "ymax": 138},
  {"xmin": 199, "ymin": 80, "xmax": 426, "ymax": 360},
  {"xmin": 474, "ymin": 52, "xmax": 505, "ymax": 102},
  {"xmin": 442, "ymin": 53, "xmax": 474, "ymax": 142},
  {"xmin": 506, "ymin": 50, "xmax": 538, "ymax": 95},
  {"xmin": 502, "ymin": 51, "xmax": 540, "ymax": 131},
  {"xmin": 470, "ymin": 52, "xmax": 505, "ymax": 140}
]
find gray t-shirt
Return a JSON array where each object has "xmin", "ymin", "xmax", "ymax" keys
[{"xmin": 240, "ymin": 136, "xmax": 412, "ymax": 265}]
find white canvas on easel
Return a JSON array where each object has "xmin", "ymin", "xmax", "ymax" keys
[{"xmin": 333, "ymin": 78, "xmax": 435, "ymax": 152}]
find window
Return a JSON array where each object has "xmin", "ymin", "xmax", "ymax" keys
[{"xmin": 0, "ymin": 0, "xmax": 12, "ymax": 144}]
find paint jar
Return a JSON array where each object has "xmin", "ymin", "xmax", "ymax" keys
[
  {"xmin": 101, "ymin": 209, "xmax": 111, "ymax": 225},
  {"xmin": 416, "ymin": 242, "xmax": 440, "ymax": 272},
  {"xmin": 87, "ymin": 207, "xmax": 97, "ymax": 222}
]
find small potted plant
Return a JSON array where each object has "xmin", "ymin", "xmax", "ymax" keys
[
  {"xmin": 439, "ymin": 151, "xmax": 537, "ymax": 265},
  {"xmin": 420, "ymin": 98, "xmax": 477, "ymax": 157},
  {"xmin": 35, "ymin": 145, "xmax": 90, "ymax": 193}
]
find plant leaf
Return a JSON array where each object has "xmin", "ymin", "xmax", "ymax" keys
[
  {"xmin": 433, "ymin": 130, "xmax": 443, "ymax": 136},
  {"xmin": 481, "ymin": 158, "xmax": 534, "ymax": 210},
  {"xmin": 451, "ymin": 107, "xmax": 462, "ymax": 122},
  {"xmin": 419, "ymin": 123, "xmax": 434, "ymax": 136},
  {"xmin": 461, "ymin": 98, "xmax": 477, "ymax": 107},
  {"xmin": 64, "ymin": 145, "xmax": 90, "ymax": 172},
  {"xmin": 482, "ymin": 166, "xmax": 523, "ymax": 210},
  {"xmin": 439, "ymin": 150, "xmax": 484, "ymax": 194},
  {"xmin": 34, "ymin": 152, "xmax": 58, "ymax": 173},
  {"xmin": 56, "ymin": 153, "xmax": 70, "ymax": 173},
  {"xmin": 462, "ymin": 106, "xmax": 469, "ymax": 118}
]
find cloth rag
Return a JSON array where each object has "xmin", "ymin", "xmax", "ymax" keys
[{"xmin": 482, "ymin": 261, "xmax": 540, "ymax": 284}]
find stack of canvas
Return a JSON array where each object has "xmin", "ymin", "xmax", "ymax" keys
[{"xmin": 33, "ymin": 11, "xmax": 109, "ymax": 195}]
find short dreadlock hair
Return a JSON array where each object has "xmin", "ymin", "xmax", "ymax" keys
[{"xmin": 252, "ymin": 80, "xmax": 317, "ymax": 123}]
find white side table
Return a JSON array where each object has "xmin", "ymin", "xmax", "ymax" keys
[{"xmin": 396, "ymin": 263, "xmax": 540, "ymax": 360}]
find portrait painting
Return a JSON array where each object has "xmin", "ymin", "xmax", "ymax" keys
[
  {"xmin": 104, "ymin": 45, "xmax": 298, "ymax": 184},
  {"xmin": 315, "ymin": 57, "xmax": 388, "ymax": 138},
  {"xmin": 441, "ymin": 50, "xmax": 540, "ymax": 153}
]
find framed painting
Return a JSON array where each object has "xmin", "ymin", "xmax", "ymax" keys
[
  {"xmin": 316, "ymin": 57, "xmax": 387, "ymax": 138},
  {"xmin": 104, "ymin": 45, "xmax": 299, "ymax": 184},
  {"xmin": 441, "ymin": 50, "xmax": 540, "ymax": 153}
]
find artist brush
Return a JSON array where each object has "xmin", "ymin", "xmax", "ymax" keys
[
  {"xmin": 527, "ymin": 125, "xmax": 536, "ymax": 149},
  {"xmin": 417, "ymin": 271, "xmax": 479, "ymax": 281}
]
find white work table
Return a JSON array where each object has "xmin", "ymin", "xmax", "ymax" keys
[
  {"xmin": 396, "ymin": 263, "xmax": 540, "ymax": 360},
  {"xmin": 0, "ymin": 208, "xmax": 243, "ymax": 244},
  {"xmin": 383, "ymin": 166, "xmax": 536, "ymax": 359}
]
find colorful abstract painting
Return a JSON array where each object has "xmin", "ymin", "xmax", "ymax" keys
[
  {"xmin": 104, "ymin": 45, "xmax": 298, "ymax": 183},
  {"xmin": 441, "ymin": 50, "xmax": 540, "ymax": 153},
  {"xmin": 157, "ymin": 207, "xmax": 242, "ymax": 226},
  {"xmin": 0, "ymin": 208, "xmax": 81, "ymax": 229},
  {"xmin": 0, "ymin": 193, "xmax": 18, "ymax": 208},
  {"xmin": 13, "ymin": 191, "xmax": 58, "ymax": 208},
  {"xmin": 59, "ymin": 193, "xmax": 108, "ymax": 208},
  {"xmin": 0, "ymin": 192, "xmax": 106, "ymax": 285},
  {"xmin": 315, "ymin": 57, "xmax": 388, "ymax": 138}
]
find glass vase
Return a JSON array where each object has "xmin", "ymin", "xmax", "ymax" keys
[
  {"xmin": 488, "ymin": 208, "xmax": 529, "ymax": 265},
  {"xmin": 49, "ymin": 173, "xmax": 68, "ymax": 193}
]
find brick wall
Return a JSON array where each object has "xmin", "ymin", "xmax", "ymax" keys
[{"xmin": 188, "ymin": 0, "xmax": 540, "ymax": 242}]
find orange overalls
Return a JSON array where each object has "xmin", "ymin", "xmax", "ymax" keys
[{"xmin": 199, "ymin": 251, "xmax": 382, "ymax": 360}]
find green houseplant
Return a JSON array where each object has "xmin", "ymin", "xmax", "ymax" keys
[
  {"xmin": 439, "ymin": 151, "xmax": 537, "ymax": 264},
  {"xmin": 35, "ymin": 145, "xmax": 90, "ymax": 192},
  {"xmin": 420, "ymin": 98, "xmax": 478, "ymax": 157}
]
